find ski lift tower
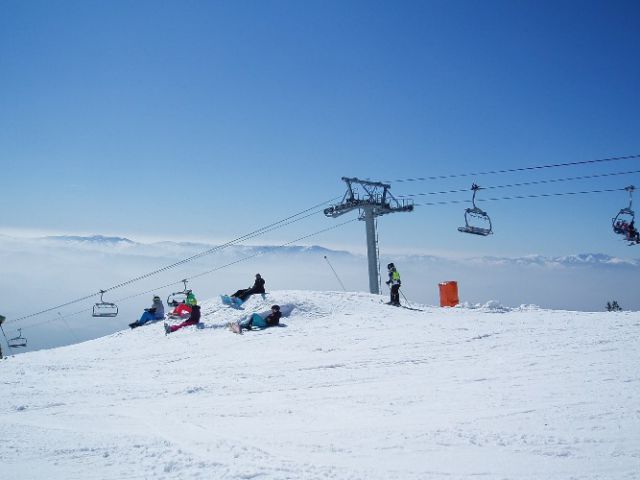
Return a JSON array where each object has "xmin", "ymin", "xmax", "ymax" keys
[{"xmin": 324, "ymin": 177, "xmax": 414, "ymax": 294}]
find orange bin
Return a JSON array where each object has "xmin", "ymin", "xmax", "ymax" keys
[{"xmin": 438, "ymin": 281, "xmax": 459, "ymax": 307}]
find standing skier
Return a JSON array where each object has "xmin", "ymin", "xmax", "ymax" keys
[{"xmin": 385, "ymin": 263, "xmax": 402, "ymax": 306}]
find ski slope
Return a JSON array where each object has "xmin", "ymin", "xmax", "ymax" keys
[{"xmin": 1, "ymin": 290, "xmax": 639, "ymax": 479}]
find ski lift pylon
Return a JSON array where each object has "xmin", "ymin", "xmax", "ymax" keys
[
  {"xmin": 167, "ymin": 279, "xmax": 190, "ymax": 307},
  {"xmin": 458, "ymin": 183, "xmax": 493, "ymax": 236},
  {"xmin": 612, "ymin": 185, "xmax": 635, "ymax": 234},
  {"xmin": 9, "ymin": 328, "xmax": 27, "ymax": 348},
  {"xmin": 92, "ymin": 290, "xmax": 119, "ymax": 318}
]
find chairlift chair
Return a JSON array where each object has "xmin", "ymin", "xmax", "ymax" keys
[
  {"xmin": 9, "ymin": 328, "xmax": 27, "ymax": 348},
  {"xmin": 92, "ymin": 290, "xmax": 119, "ymax": 318},
  {"xmin": 612, "ymin": 185, "xmax": 635, "ymax": 235},
  {"xmin": 167, "ymin": 279, "xmax": 190, "ymax": 307},
  {"xmin": 458, "ymin": 183, "xmax": 493, "ymax": 236}
]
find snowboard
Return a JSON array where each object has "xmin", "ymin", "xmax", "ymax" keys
[{"xmin": 220, "ymin": 294, "xmax": 244, "ymax": 309}]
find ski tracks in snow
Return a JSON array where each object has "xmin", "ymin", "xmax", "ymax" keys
[{"xmin": 1, "ymin": 290, "xmax": 639, "ymax": 479}]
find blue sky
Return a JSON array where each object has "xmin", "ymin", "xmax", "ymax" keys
[{"xmin": 1, "ymin": 0, "xmax": 639, "ymax": 258}]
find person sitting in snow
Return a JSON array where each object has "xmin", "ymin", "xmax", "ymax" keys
[
  {"xmin": 233, "ymin": 304, "xmax": 281, "ymax": 333},
  {"xmin": 164, "ymin": 304, "xmax": 201, "ymax": 334},
  {"xmin": 129, "ymin": 296, "xmax": 165, "ymax": 329},
  {"xmin": 385, "ymin": 263, "xmax": 402, "ymax": 307},
  {"xmin": 230, "ymin": 274, "xmax": 266, "ymax": 303}
]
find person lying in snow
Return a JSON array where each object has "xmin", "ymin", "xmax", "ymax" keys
[
  {"xmin": 233, "ymin": 304, "xmax": 281, "ymax": 333},
  {"xmin": 129, "ymin": 296, "xmax": 165, "ymax": 329},
  {"xmin": 164, "ymin": 304, "xmax": 201, "ymax": 334},
  {"xmin": 230, "ymin": 274, "xmax": 266, "ymax": 303}
]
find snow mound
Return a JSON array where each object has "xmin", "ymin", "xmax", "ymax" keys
[
  {"xmin": 1, "ymin": 289, "xmax": 638, "ymax": 479},
  {"xmin": 457, "ymin": 299, "xmax": 511, "ymax": 312}
]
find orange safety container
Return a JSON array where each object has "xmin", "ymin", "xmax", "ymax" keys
[{"xmin": 438, "ymin": 281, "xmax": 459, "ymax": 307}]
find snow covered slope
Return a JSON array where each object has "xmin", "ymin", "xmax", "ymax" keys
[{"xmin": 1, "ymin": 290, "xmax": 639, "ymax": 479}]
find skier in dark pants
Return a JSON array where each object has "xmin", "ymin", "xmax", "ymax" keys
[
  {"xmin": 385, "ymin": 263, "xmax": 401, "ymax": 306},
  {"xmin": 230, "ymin": 274, "xmax": 266, "ymax": 302},
  {"xmin": 165, "ymin": 305, "xmax": 201, "ymax": 334}
]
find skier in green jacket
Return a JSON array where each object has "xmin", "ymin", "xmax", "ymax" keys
[{"xmin": 385, "ymin": 263, "xmax": 402, "ymax": 306}]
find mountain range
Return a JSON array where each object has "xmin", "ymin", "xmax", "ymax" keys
[{"xmin": 40, "ymin": 234, "xmax": 640, "ymax": 267}]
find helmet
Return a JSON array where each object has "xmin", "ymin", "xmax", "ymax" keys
[
  {"xmin": 153, "ymin": 295, "xmax": 161, "ymax": 301},
  {"xmin": 256, "ymin": 273, "xmax": 261, "ymax": 278},
  {"xmin": 387, "ymin": 263, "xmax": 395, "ymax": 269},
  {"xmin": 271, "ymin": 305, "xmax": 280, "ymax": 311}
]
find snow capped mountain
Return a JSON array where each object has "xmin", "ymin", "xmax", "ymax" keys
[
  {"xmin": 466, "ymin": 252, "xmax": 640, "ymax": 267},
  {"xmin": 1, "ymin": 290, "xmax": 638, "ymax": 479},
  {"xmin": 43, "ymin": 234, "xmax": 136, "ymax": 245},
  {"xmin": 552, "ymin": 252, "xmax": 639, "ymax": 266},
  {"xmin": 21, "ymin": 234, "xmax": 640, "ymax": 267}
]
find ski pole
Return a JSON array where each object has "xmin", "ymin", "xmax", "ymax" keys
[
  {"xmin": 400, "ymin": 290, "xmax": 413, "ymax": 308},
  {"xmin": 324, "ymin": 256, "xmax": 346, "ymax": 291}
]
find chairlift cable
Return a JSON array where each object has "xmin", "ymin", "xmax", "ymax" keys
[
  {"xmin": 5, "ymin": 196, "xmax": 340, "ymax": 326},
  {"xmin": 384, "ymin": 153, "xmax": 640, "ymax": 184},
  {"xmin": 58, "ymin": 312, "xmax": 81, "ymax": 344},
  {"xmin": 188, "ymin": 218, "xmax": 358, "ymax": 282},
  {"xmin": 396, "ymin": 169, "xmax": 640, "ymax": 198},
  {"xmin": 14, "ymin": 218, "xmax": 358, "ymax": 331},
  {"xmin": 413, "ymin": 187, "xmax": 628, "ymax": 207},
  {"xmin": 102, "ymin": 197, "xmax": 340, "ymax": 292}
]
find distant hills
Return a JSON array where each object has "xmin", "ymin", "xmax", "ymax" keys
[
  {"xmin": 37, "ymin": 234, "xmax": 640, "ymax": 268},
  {"xmin": 44, "ymin": 235, "xmax": 135, "ymax": 245}
]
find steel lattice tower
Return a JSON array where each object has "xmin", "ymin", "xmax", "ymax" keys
[{"xmin": 324, "ymin": 177, "xmax": 414, "ymax": 294}]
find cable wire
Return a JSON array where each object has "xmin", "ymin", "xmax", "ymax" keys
[
  {"xmin": 396, "ymin": 169, "xmax": 640, "ymax": 198},
  {"xmin": 6, "ymin": 196, "xmax": 340, "ymax": 325},
  {"xmin": 384, "ymin": 153, "xmax": 640, "ymax": 184},
  {"xmin": 413, "ymin": 187, "xmax": 628, "ymax": 207},
  {"xmin": 15, "ymin": 218, "xmax": 358, "ymax": 331}
]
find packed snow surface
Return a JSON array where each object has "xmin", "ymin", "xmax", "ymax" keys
[{"xmin": 1, "ymin": 290, "xmax": 639, "ymax": 479}]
